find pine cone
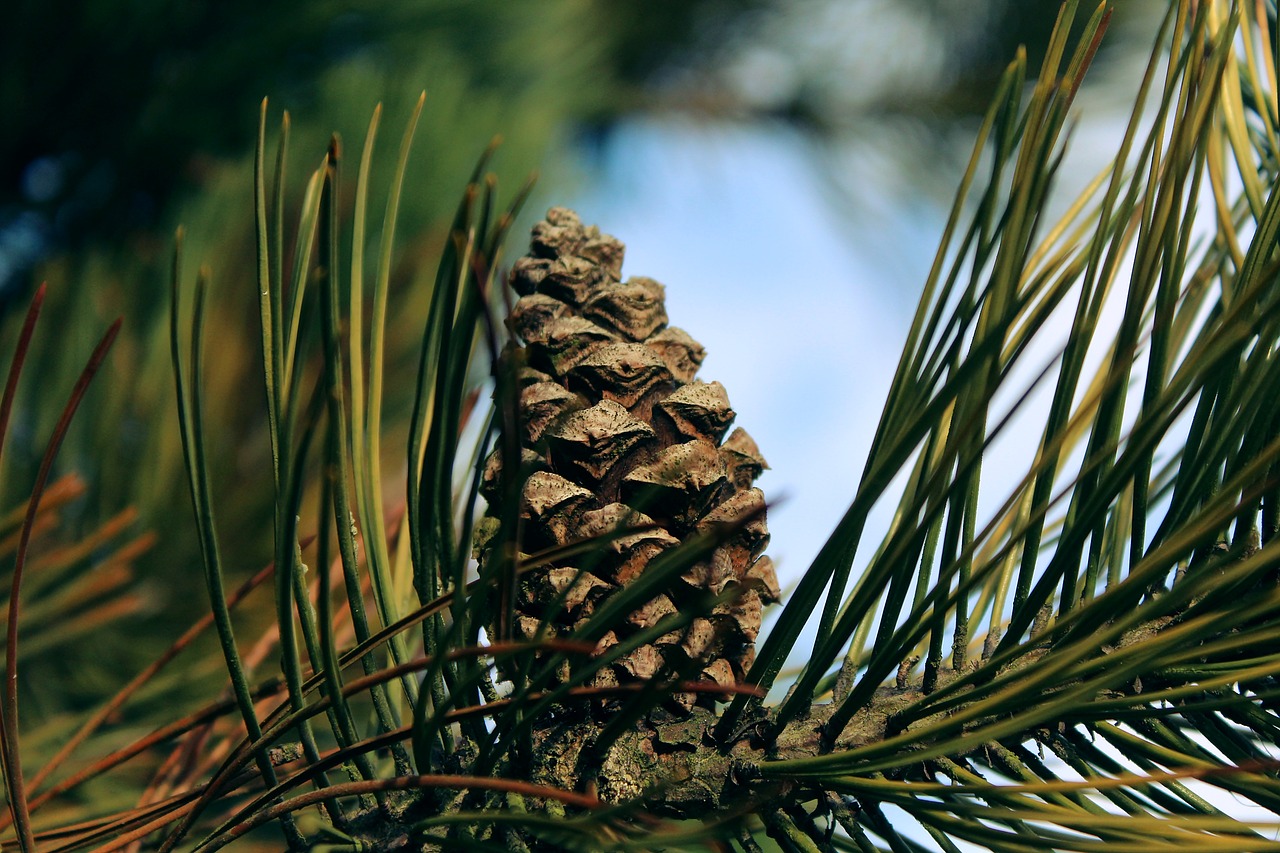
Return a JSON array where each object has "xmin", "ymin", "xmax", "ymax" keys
[{"xmin": 482, "ymin": 207, "xmax": 778, "ymax": 708}]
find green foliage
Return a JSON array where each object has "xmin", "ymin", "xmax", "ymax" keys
[
  {"xmin": 10, "ymin": 0, "xmax": 1280, "ymax": 851},
  {"xmin": 738, "ymin": 0, "xmax": 1280, "ymax": 846},
  {"xmin": 2, "ymin": 0, "xmax": 761, "ymax": 266}
]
